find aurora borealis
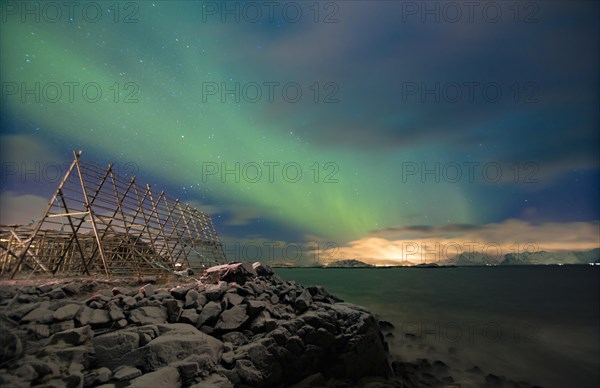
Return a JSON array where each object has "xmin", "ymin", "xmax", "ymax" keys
[{"xmin": 1, "ymin": 1, "xmax": 599, "ymax": 264}]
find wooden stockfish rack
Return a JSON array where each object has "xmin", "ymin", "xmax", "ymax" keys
[{"xmin": 0, "ymin": 151, "xmax": 226, "ymax": 279}]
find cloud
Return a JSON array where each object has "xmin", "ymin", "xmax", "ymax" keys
[
  {"xmin": 333, "ymin": 219, "xmax": 600, "ymax": 265},
  {"xmin": 0, "ymin": 191, "xmax": 49, "ymax": 225}
]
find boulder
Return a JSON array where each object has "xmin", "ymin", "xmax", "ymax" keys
[
  {"xmin": 215, "ymin": 304, "xmax": 249, "ymax": 331},
  {"xmin": 185, "ymin": 289, "xmax": 200, "ymax": 308},
  {"xmin": 197, "ymin": 301, "xmax": 222, "ymax": 326},
  {"xmin": 21, "ymin": 306, "xmax": 54, "ymax": 324},
  {"xmin": 179, "ymin": 309, "xmax": 199, "ymax": 325},
  {"xmin": 164, "ymin": 299, "xmax": 183, "ymax": 323},
  {"xmin": 205, "ymin": 282, "xmax": 229, "ymax": 301},
  {"xmin": 84, "ymin": 367, "xmax": 112, "ymax": 386},
  {"xmin": 108, "ymin": 304, "xmax": 125, "ymax": 321},
  {"xmin": 124, "ymin": 325, "xmax": 224, "ymax": 372},
  {"xmin": 221, "ymin": 331, "xmax": 248, "ymax": 347},
  {"xmin": 235, "ymin": 359, "xmax": 263, "ymax": 386},
  {"xmin": 49, "ymin": 325, "xmax": 94, "ymax": 346},
  {"xmin": 52, "ymin": 304, "xmax": 82, "ymax": 321},
  {"xmin": 202, "ymin": 262, "xmax": 257, "ymax": 285},
  {"xmin": 92, "ymin": 330, "xmax": 140, "ymax": 370},
  {"xmin": 128, "ymin": 366, "xmax": 180, "ymax": 387},
  {"xmin": 129, "ymin": 306, "xmax": 167, "ymax": 325},
  {"xmin": 0, "ymin": 326, "xmax": 23, "ymax": 364},
  {"xmin": 113, "ymin": 366, "xmax": 142, "ymax": 381},
  {"xmin": 223, "ymin": 292, "xmax": 244, "ymax": 308},
  {"xmin": 78, "ymin": 306, "xmax": 111, "ymax": 326},
  {"xmin": 140, "ymin": 284, "xmax": 155, "ymax": 297},
  {"xmin": 252, "ymin": 262, "xmax": 274, "ymax": 277},
  {"xmin": 293, "ymin": 290, "xmax": 312, "ymax": 313},
  {"xmin": 170, "ymin": 287, "xmax": 191, "ymax": 301}
]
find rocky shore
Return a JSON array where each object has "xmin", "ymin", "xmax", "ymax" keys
[{"xmin": 0, "ymin": 262, "xmax": 539, "ymax": 387}]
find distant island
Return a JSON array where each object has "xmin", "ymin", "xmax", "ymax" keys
[
  {"xmin": 269, "ymin": 248, "xmax": 600, "ymax": 268},
  {"xmin": 326, "ymin": 259, "xmax": 374, "ymax": 268}
]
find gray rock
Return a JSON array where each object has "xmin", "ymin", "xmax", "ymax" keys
[
  {"xmin": 221, "ymin": 331, "xmax": 248, "ymax": 347},
  {"xmin": 246, "ymin": 281, "xmax": 264, "ymax": 295},
  {"xmin": 197, "ymin": 301, "xmax": 222, "ymax": 326},
  {"xmin": 164, "ymin": 299, "xmax": 183, "ymax": 323},
  {"xmin": 53, "ymin": 304, "xmax": 82, "ymax": 321},
  {"xmin": 15, "ymin": 364, "xmax": 38, "ymax": 381},
  {"xmin": 285, "ymin": 336, "xmax": 305, "ymax": 355},
  {"xmin": 235, "ymin": 359, "xmax": 263, "ymax": 386},
  {"xmin": 223, "ymin": 292, "xmax": 244, "ymax": 308},
  {"xmin": 115, "ymin": 319, "xmax": 128, "ymax": 328},
  {"xmin": 238, "ymin": 342, "xmax": 282, "ymax": 384},
  {"xmin": 289, "ymin": 372, "xmax": 326, "ymax": 388},
  {"xmin": 0, "ymin": 326, "xmax": 23, "ymax": 364},
  {"xmin": 37, "ymin": 283, "xmax": 54, "ymax": 294},
  {"xmin": 49, "ymin": 325, "xmax": 94, "ymax": 346},
  {"xmin": 245, "ymin": 299, "xmax": 267, "ymax": 316},
  {"xmin": 179, "ymin": 309, "xmax": 199, "ymax": 325},
  {"xmin": 108, "ymin": 303, "xmax": 126, "ymax": 321},
  {"xmin": 269, "ymin": 327, "xmax": 292, "ymax": 346},
  {"xmin": 193, "ymin": 373, "xmax": 234, "ymax": 388},
  {"xmin": 249, "ymin": 310, "xmax": 277, "ymax": 334},
  {"xmin": 78, "ymin": 306, "xmax": 111, "ymax": 326},
  {"xmin": 8, "ymin": 303, "xmax": 37, "ymax": 320},
  {"xmin": 84, "ymin": 367, "xmax": 112, "ymax": 386},
  {"xmin": 122, "ymin": 296, "xmax": 137, "ymax": 309},
  {"xmin": 29, "ymin": 360, "xmax": 60, "ymax": 379},
  {"xmin": 170, "ymin": 360, "xmax": 200, "ymax": 385},
  {"xmin": 305, "ymin": 327, "xmax": 335, "ymax": 348},
  {"xmin": 205, "ymin": 281, "xmax": 229, "ymax": 301},
  {"xmin": 92, "ymin": 331, "xmax": 140, "ymax": 370},
  {"xmin": 185, "ymin": 289, "xmax": 200, "ymax": 308},
  {"xmin": 124, "ymin": 325, "xmax": 224, "ymax": 372},
  {"xmin": 51, "ymin": 320, "xmax": 75, "ymax": 334},
  {"xmin": 48, "ymin": 288, "xmax": 66, "ymax": 300},
  {"xmin": 113, "ymin": 366, "xmax": 142, "ymax": 380},
  {"xmin": 215, "ymin": 304, "xmax": 249, "ymax": 331},
  {"xmin": 252, "ymin": 262, "xmax": 274, "ymax": 277},
  {"xmin": 129, "ymin": 306, "xmax": 167, "ymax": 325},
  {"xmin": 61, "ymin": 282, "xmax": 82, "ymax": 296},
  {"xmin": 293, "ymin": 289, "xmax": 312, "ymax": 313},
  {"xmin": 128, "ymin": 366, "xmax": 180, "ymax": 387},
  {"xmin": 139, "ymin": 283, "xmax": 156, "ymax": 297},
  {"xmin": 25, "ymin": 323, "xmax": 50, "ymax": 339},
  {"xmin": 21, "ymin": 306, "xmax": 54, "ymax": 323},
  {"xmin": 170, "ymin": 287, "xmax": 191, "ymax": 300}
]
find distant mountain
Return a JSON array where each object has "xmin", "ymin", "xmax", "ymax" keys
[
  {"xmin": 500, "ymin": 248, "xmax": 600, "ymax": 265},
  {"xmin": 443, "ymin": 248, "xmax": 599, "ymax": 266},
  {"xmin": 327, "ymin": 259, "xmax": 374, "ymax": 268},
  {"xmin": 446, "ymin": 251, "xmax": 503, "ymax": 266}
]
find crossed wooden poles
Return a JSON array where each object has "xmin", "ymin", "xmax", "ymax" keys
[{"xmin": 0, "ymin": 151, "xmax": 226, "ymax": 279}]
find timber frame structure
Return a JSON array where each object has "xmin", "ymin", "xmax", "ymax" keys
[{"xmin": 0, "ymin": 151, "xmax": 226, "ymax": 279}]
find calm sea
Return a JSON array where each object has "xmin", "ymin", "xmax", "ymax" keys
[{"xmin": 275, "ymin": 266, "xmax": 600, "ymax": 388}]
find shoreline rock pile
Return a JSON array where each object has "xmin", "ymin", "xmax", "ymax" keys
[
  {"xmin": 0, "ymin": 262, "xmax": 542, "ymax": 387},
  {"xmin": 0, "ymin": 262, "xmax": 392, "ymax": 387}
]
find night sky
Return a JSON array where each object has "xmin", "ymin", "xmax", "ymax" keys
[{"xmin": 1, "ymin": 1, "xmax": 598, "ymax": 265}]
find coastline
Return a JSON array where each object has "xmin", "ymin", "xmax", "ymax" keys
[{"xmin": 0, "ymin": 263, "xmax": 544, "ymax": 387}]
